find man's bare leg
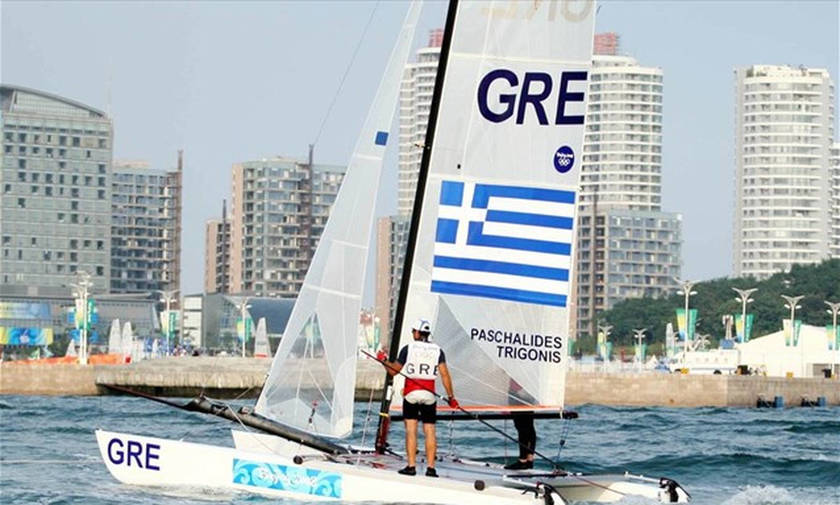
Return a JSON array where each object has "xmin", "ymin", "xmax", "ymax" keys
[
  {"xmin": 423, "ymin": 422, "xmax": 437, "ymax": 468},
  {"xmin": 405, "ymin": 419, "xmax": 418, "ymax": 467}
]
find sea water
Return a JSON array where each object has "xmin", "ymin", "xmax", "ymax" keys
[{"xmin": 0, "ymin": 395, "xmax": 837, "ymax": 505}]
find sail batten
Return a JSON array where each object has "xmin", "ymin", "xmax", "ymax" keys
[{"xmin": 254, "ymin": 1, "xmax": 422, "ymax": 439}]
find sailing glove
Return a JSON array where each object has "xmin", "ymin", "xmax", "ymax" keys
[{"xmin": 447, "ymin": 397, "xmax": 459, "ymax": 409}]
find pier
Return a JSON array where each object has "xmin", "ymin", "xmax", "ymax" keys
[{"xmin": 1, "ymin": 357, "xmax": 838, "ymax": 407}]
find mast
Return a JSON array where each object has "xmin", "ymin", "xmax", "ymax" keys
[{"xmin": 374, "ymin": 0, "xmax": 459, "ymax": 454}]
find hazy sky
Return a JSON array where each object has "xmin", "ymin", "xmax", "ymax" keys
[{"xmin": 2, "ymin": 1, "xmax": 837, "ymax": 295}]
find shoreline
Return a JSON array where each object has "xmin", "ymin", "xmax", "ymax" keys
[{"xmin": 1, "ymin": 357, "xmax": 838, "ymax": 408}]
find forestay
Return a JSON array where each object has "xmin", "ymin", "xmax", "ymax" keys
[
  {"xmin": 255, "ymin": 1, "xmax": 422, "ymax": 438},
  {"xmin": 394, "ymin": 0, "xmax": 595, "ymax": 411}
]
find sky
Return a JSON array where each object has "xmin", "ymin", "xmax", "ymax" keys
[{"xmin": 1, "ymin": 0, "xmax": 838, "ymax": 296}]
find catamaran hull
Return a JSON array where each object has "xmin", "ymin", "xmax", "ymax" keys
[
  {"xmin": 231, "ymin": 430, "xmax": 689, "ymax": 503},
  {"xmin": 95, "ymin": 430, "xmax": 562, "ymax": 504}
]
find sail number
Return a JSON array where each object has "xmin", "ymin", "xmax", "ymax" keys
[
  {"xmin": 477, "ymin": 69, "xmax": 588, "ymax": 125},
  {"xmin": 107, "ymin": 437, "xmax": 161, "ymax": 471}
]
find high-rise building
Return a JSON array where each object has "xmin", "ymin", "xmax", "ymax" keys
[
  {"xmin": 110, "ymin": 155, "xmax": 182, "ymax": 294},
  {"xmin": 397, "ymin": 30, "xmax": 442, "ymax": 217},
  {"xmin": 574, "ymin": 47, "xmax": 682, "ymax": 339},
  {"xmin": 831, "ymin": 142, "xmax": 840, "ymax": 258},
  {"xmin": 229, "ymin": 156, "xmax": 345, "ymax": 297},
  {"xmin": 1, "ymin": 85, "xmax": 113, "ymax": 288},
  {"xmin": 733, "ymin": 65, "xmax": 835, "ymax": 278},
  {"xmin": 374, "ymin": 215, "xmax": 410, "ymax": 345},
  {"xmin": 205, "ymin": 200, "xmax": 232, "ymax": 294}
]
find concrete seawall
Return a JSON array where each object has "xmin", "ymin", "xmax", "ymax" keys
[{"xmin": 2, "ymin": 358, "xmax": 838, "ymax": 407}]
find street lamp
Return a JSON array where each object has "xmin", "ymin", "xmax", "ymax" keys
[
  {"xmin": 69, "ymin": 271, "xmax": 93, "ymax": 366},
  {"xmin": 825, "ymin": 300, "xmax": 840, "ymax": 378},
  {"xmin": 633, "ymin": 328, "xmax": 647, "ymax": 372},
  {"xmin": 155, "ymin": 290, "xmax": 179, "ymax": 356},
  {"xmin": 781, "ymin": 294, "xmax": 804, "ymax": 377},
  {"xmin": 732, "ymin": 287, "xmax": 758, "ymax": 343},
  {"xmin": 238, "ymin": 297, "xmax": 252, "ymax": 358},
  {"xmin": 675, "ymin": 278, "xmax": 697, "ymax": 369}
]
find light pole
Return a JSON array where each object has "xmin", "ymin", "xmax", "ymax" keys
[
  {"xmin": 732, "ymin": 287, "xmax": 758, "ymax": 343},
  {"xmin": 597, "ymin": 323, "xmax": 612, "ymax": 372},
  {"xmin": 825, "ymin": 300, "xmax": 840, "ymax": 378},
  {"xmin": 156, "ymin": 290, "xmax": 178, "ymax": 356},
  {"xmin": 781, "ymin": 295, "xmax": 804, "ymax": 377},
  {"xmin": 69, "ymin": 271, "xmax": 93, "ymax": 365},
  {"xmin": 239, "ymin": 297, "xmax": 252, "ymax": 358},
  {"xmin": 633, "ymin": 328, "xmax": 647, "ymax": 372},
  {"xmin": 675, "ymin": 279, "xmax": 697, "ymax": 370}
]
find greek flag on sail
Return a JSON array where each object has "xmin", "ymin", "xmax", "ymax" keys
[{"xmin": 431, "ymin": 180, "xmax": 575, "ymax": 307}]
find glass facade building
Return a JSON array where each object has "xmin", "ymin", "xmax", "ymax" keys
[{"xmin": 1, "ymin": 85, "xmax": 113, "ymax": 288}]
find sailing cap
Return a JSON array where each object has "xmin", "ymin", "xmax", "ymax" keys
[{"xmin": 412, "ymin": 318, "xmax": 432, "ymax": 334}]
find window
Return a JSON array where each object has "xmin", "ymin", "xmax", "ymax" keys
[
  {"xmin": 59, "ymin": 175, "xmax": 65, "ymax": 184},
  {"xmin": 98, "ymin": 163, "xmax": 106, "ymax": 174},
  {"xmin": 97, "ymin": 190, "xmax": 105, "ymax": 200},
  {"xmin": 83, "ymin": 239, "xmax": 91, "ymax": 248},
  {"xmin": 59, "ymin": 136, "xmax": 67, "ymax": 146},
  {"xmin": 72, "ymin": 175, "xmax": 79, "ymax": 185},
  {"xmin": 70, "ymin": 214, "xmax": 79, "ymax": 224},
  {"xmin": 3, "ymin": 184, "xmax": 10, "ymax": 193},
  {"xmin": 70, "ymin": 252, "xmax": 78, "ymax": 261},
  {"xmin": 45, "ymin": 174, "xmax": 53, "ymax": 183},
  {"xmin": 71, "ymin": 188, "xmax": 79, "ymax": 198},
  {"xmin": 18, "ymin": 159, "xmax": 26, "ymax": 169},
  {"xmin": 98, "ymin": 139, "xmax": 107, "ymax": 148},
  {"xmin": 58, "ymin": 213, "xmax": 65, "ymax": 222},
  {"xmin": 31, "ymin": 173, "xmax": 39, "ymax": 182},
  {"xmin": 71, "ymin": 201, "xmax": 79, "ymax": 210},
  {"xmin": 18, "ymin": 133, "xmax": 26, "ymax": 142},
  {"xmin": 18, "ymin": 172, "xmax": 25, "ymax": 181},
  {"xmin": 96, "ymin": 266, "xmax": 104, "ymax": 276},
  {"xmin": 85, "ymin": 150, "xmax": 91, "ymax": 159},
  {"xmin": 4, "ymin": 145, "xmax": 11, "ymax": 154},
  {"xmin": 31, "ymin": 237, "xmax": 37, "ymax": 245},
  {"xmin": 69, "ymin": 239, "xmax": 77, "ymax": 248},
  {"xmin": 45, "ymin": 187, "xmax": 52, "ymax": 196},
  {"xmin": 31, "ymin": 185, "xmax": 38, "ymax": 194},
  {"xmin": 72, "ymin": 137, "xmax": 80, "ymax": 147},
  {"xmin": 17, "ymin": 198, "xmax": 25, "ymax": 208}
]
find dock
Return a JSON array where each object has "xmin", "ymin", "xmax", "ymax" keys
[{"xmin": 1, "ymin": 357, "xmax": 838, "ymax": 407}]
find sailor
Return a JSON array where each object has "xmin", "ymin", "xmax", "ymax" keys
[{"xmin": 384, "ymin": 318, "xmax": 457, "ymax": 478}]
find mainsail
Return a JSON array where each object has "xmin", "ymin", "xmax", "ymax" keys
[
  {"xmin": 107, "ymin": 319, "xmax": 122, "ymax": 354},
  {"xmin": 255, "ymin": 1, "xmax": 422, "ymax": 438},
  {"xmin": 392, "ymin": 0, "xmax": 596, "ymax": 411},
  {"xmin": 253, "ymin": 318, "xmax": 271, "ymax": 358}
]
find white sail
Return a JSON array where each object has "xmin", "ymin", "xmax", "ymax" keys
[
  {"xmin": 107, "ymin": 319, "xmax": 121, "ymax": 354},
  {"xmin": 65, "ymin": 339, "xmax": 77, "ymax": 358},
  {"xmin": 253, "ymin": 318, "xmax": 270, "ymax": 358},
  {"xmin": 395, "ymin": 1, "xmax": 596, "ymax": 411},
  {"xmin": 255, "ymin": 1, "xmax": 423, "ymax": 438},
  {"xmin": 121, "ymin": 322, "xmax": 134, "ymax": 359}
]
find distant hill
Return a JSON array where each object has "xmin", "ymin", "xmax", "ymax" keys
[{"xmin": 593, "ymin": 259, "xmax": 840, "ymax": 349}]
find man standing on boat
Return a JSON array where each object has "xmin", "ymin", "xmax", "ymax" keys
[{"xmin": 384, "ymin": 318, "xmax": 457, "ymax": 477}]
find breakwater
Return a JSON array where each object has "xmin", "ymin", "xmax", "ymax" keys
[{"xmin": 1, "ymin": 357, "xmax": 838, "ymax": 407}]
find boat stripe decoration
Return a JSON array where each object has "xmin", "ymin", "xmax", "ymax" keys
[{"xmin": 431, "ymin": 180, "xmax": 575, "ymax": 307}]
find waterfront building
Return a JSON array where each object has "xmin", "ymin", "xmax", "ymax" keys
[
  {"xmin": 181, "ymin": 294, "xmax": 203, "ymax": 348},
  {"xmin": 733, "ymin": 65, "xmax": 835, "ymax": 279},
  {"xmin": 1, "ymin": 84, "xmax": 113, "ymax": 288},
  {"xmin": 111, "ymin": 155, "xmax": 182, "ymax": 294},
  {"xmin": 204, "ymin": 200, "xmax": 232, "ymax": 294},
  {"xmin": 199, "ymin": 294, "xmax": 293, "ymax": 352},
  {"xmin": 0, "ymin": 285, "xmax": 158, "ymax": 356},
  {"xmin": 574, "ymin": 42, "xmax": 682, "ymax": 339},
  {"xmin": 229, "ymin": 156, "xmax": 345, "ymax": 297}
]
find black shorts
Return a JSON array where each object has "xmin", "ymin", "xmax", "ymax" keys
[{"xmin": 403, "ymin": 399, "xmax": 436, "ymax": 424}]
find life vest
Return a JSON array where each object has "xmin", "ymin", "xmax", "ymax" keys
[{"xmin": 403, "ymin": 341, "xmax": 441, "ymax": 403}]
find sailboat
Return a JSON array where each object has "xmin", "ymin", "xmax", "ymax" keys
[
  {"xmin": 253, "ymin": 318, "xmax": 271, "ymax": 358},
  {"xmin": 107, "ymin": 319, "xmax": 122, "ymax": 354},
  {"xmin": 96, "ymin": 1, "xmax": 689, "ymax": 503}
]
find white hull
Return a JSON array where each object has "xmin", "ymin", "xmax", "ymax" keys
[{"xmin": 96, "ymin": 429, "xmax": 688, "ymax": 504}]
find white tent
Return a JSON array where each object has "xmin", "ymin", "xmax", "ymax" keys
[{"xmin": 737, "ymin": 324, "xmax": 839, "ymax": 378}]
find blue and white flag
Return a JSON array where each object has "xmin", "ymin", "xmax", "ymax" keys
[{"xmin": 430, "ymin": 180, "xmax": 574, "ymax": 307}]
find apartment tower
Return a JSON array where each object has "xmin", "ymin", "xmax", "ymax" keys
[{"xmin": 733, "ymin": 65, "xmax": 835, "ymax": 278}]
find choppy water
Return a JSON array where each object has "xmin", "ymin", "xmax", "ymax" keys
[{"xmin": 0, "ymin": 396, "xmax": 837, "ymax": 504}]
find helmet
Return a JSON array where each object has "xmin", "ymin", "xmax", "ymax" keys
[{"xmin": 412, "ymin": 318, "xmax": 432, "ymax": 335}]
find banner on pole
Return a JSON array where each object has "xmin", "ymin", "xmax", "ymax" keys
[
  {"xmin": 734, "ymin": 313, "xmax": 755, "ymax": 343},
  {"xmin": 783, "ymin": 319, "xmax": 803, "ymax": 347},
  {"xmin": 675, "ymin": 309, "xmax": 698, "ymax": 341},
  {"xmin": 827, "ymin": 325, "xmax": 840, "ymax": 351}
]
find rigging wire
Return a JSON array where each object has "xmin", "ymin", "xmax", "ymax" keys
[{"xmin": 311, "ymin": 0, "xmax": 381, "ymax": 146}]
